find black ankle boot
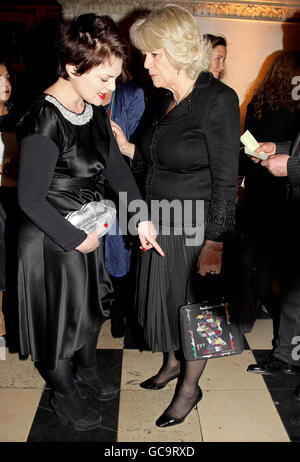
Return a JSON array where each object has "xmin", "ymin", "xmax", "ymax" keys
[
  {"xmin": 111, "ymin": 313, "xmax": 126, "ymax": 338},
  {"xmin": 74, "ymin": 365, "xmax": 119, "ymax": 401},
  {"xmin": 51, "ymin": 387, "xmax": 102, "ymax": 431}
]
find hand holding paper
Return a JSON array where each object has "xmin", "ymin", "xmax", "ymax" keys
[{"xmin": 240, "ymin": 130, "xmax": 269, "ymax": 160}]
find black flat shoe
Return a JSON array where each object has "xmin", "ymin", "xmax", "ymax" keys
[
  {"xmin": 295, "ymin": 381, "xmax": 300, "ymax": 401},
  {"xmin": 247, "ymin": 354, "xmax": 297, "ymax": 375},
  {"xmin": 140, "ymin": 373, "xmax": 180, "ymax": 390},
  {"xmin": 156, "ymin": 386, "xmax": 203, "ymax": 428},
  {"xmin": 74, "ymin": 366, "xmax": 119, "ymax": 401},
  {"xmin": 51, "ymin": 389, "xmax": 102, "ymax": 432}
]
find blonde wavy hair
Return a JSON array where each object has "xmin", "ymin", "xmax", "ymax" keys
[
  {"xmin": 252, "ymin": 50, "xmax": 300, "ymax": 118},
  {"xmin": 129, "ymin": 4, "xmax": 211, "ymax": 80}
]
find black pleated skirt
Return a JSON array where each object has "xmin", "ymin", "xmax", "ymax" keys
[{"xmin": 136, "ymin": 226, "xmax": 203, "ymax": 353}]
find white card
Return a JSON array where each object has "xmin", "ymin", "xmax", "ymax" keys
[
  {"xmin": 244, "ymin": 146, "xmax": 268, "ymax": 160},
  {"xmin": 241, "ymin": 130, "xmax": 268, "ymax": 160}
]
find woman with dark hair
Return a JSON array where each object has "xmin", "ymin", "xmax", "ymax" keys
[
  {"xmin": 0, "ymin": 60, "xmax": 20, "ymax": 341},
  {"xmin": 242, "ymin": 50, "xmax": 300, "ymax": 344},
  {"xmin": 203, "ymin": 34, "xmax": 227, "ymax": 80},
  {"xmin": 0, "ymin": 61, "xmax": 11, "ymax": 338},
  {"xmin": 16, "ymin": 13, "xmax": 163, "ymax": 431}
]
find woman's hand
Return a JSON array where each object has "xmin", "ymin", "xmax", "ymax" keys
[
  {"xmin": 75, "ymin": 226, "xmax": 106, "ymax": 253},
  {"xmin": 197, "ymin": 240, "xmax": 223, "ymax": 276},
  {"xmin": 110, "ymin": 121, "xmax": 135, "ymax": 159},
  {"xmin": 138, "ymin": 221, "xmax": 165, "ymax": 257}
]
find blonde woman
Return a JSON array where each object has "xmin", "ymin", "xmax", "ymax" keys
[{"xmin": 112, "ymin": 5, "xmax": 240, "ymax": 427}]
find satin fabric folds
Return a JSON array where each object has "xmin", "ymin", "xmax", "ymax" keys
[
  {"xmin": 16, "ymin": 95, "xmax": 119, "ymax": 370},
  {"xmin": 18, "ymin": 180, "xmax": 113, "ymax": 370}
]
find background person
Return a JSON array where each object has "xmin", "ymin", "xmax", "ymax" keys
[
  {"xmin": 101, "ymin": 67, "xmax": 145, "ymax": 338},
  {"xmin": 203, "ymin": 34, "xmax": 227, "ymax": 80},
  {"xmin": 247, "ymin": 136, "xmax": 300, "ymax": 401},
  {"xmin": 0, "ymin": 60, "xmax": 20, "ymax": 343},
  {"xmin": 241, "ymin": 50, "xmax": 300, "ymax": 339}
]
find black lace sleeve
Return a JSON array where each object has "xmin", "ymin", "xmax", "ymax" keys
[
  {"xmin": 131, "ymin": 145, "xmax": 145, "ymax": 174},
  {"xmin": 205, "ymin": 184, "xmax": 237, "ymax": 241}
]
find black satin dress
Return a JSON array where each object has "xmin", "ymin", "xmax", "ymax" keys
[{"xmin": 16, "ymin": 94, "xmax": 143, "ymax": 369}]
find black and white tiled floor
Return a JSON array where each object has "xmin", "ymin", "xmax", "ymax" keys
[{"xmin": 1, "ymin": 314, "xmax": 300, "ymax": 443}]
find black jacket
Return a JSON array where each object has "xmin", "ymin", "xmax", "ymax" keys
[
  {"xmin": 280, "ymin": 132, "xmax": 300, "ymax": 187},
  {"xmin": 132, "ymin": 71, "xmax": 240, "ymax": 242}
]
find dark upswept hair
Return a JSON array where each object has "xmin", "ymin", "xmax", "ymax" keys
[
  {"xmin": 252, "ymin": 50, "xmax": 300, "ymax": 118},
  {"xmin": 203, "ymin": 34, "xmax": 227, "ymax": 49},
  {"xmin": 57, "ymin": 13, "xmax": 127, "ymax": 79}
]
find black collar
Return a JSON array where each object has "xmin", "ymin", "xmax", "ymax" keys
[{"xmin": 194, "ymin": 70, "xmax": 214, "ymax": 89}]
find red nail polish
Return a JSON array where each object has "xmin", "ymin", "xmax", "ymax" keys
[
  {"xmin": 142, "ymin": 247, "xmax": 146, "ymax": 251},
  {"xmin": 104, "ymin": 223, "xmax": 108, "ymax": 228}
]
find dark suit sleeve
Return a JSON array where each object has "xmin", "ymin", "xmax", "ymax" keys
[
  {"xmin": 276, "ymin": 141, "xmax": 292, "ymax": 154},
  {"xmin": 205, "ymin": 87, "xmax": 240, "ymax": 241},
  {"xmin": 288, "ymin": 157, "xmax": 300, "ymax": 185}
]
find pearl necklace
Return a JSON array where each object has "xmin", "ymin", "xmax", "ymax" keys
[{"xmin": 174, "ymin": 82, "xmax": 195, "ymax": 106}]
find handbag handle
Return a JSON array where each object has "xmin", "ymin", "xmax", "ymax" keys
[{"xmin": 185, "ymin": 273, "xmax": 223, "ymax": 305}]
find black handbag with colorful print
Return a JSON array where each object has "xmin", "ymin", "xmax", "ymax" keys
[{"xmin": 179, "ymin": 274, "xmax": 244, "ymax": 361}]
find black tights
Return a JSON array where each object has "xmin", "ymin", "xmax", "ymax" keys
[
  {"xmin": 45, "ymin": 325, "xmax": 102, "ymax": 394},
  {"xmin": 155, "ymin": 351, "xmax": 207, "ymax": 419}
]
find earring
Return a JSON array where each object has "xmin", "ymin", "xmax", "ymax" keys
[{"xmin": 177, "ymin": 69, "xmax": 181, "ymax": 75}]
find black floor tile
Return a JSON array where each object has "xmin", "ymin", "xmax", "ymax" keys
[
  {"xmin": 243, "ymin": 335, "xmax": 250, "ymax": 350},
  {"xmin": 27, "ymin": 349, "xmax": 123, "ymax": 442},
  {"xmin": 251, "ymin": 350, "xmax": 300, "ymax": 390},
  {"xmin": 263, "ymin": 372, "xmax": 300, "ymax": 391},
  {"xmin": 27, "ymin": 389, "xmax": 118, "ymax": 442},
  {"xmin": 95, "ymin": 349, "xmax": 123, "ymax": 388},
  {"xmin": 268, "ymin": 389, "xmax": 300, "ymax": 442},
  {"xmin": 250, "ymin": 349, "xmax": 300, "ymax": 442}
]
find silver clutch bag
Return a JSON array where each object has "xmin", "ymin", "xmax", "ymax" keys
[{"xmin": 65, "ymin": 200, "xmax": 116, "ymax": 237}]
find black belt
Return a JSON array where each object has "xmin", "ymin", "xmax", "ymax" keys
[{"xmin": 49, "ymin": 173, "xmax": 105, "ymax": 190}]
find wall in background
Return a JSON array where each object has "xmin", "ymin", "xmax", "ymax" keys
[
  {"xmin": 58, "ymin": 0, "xmax": 300, "ymax": 129},
  {"xmin": 195, "ymin": 16, "xmax": 300, "ymax": 127}
]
